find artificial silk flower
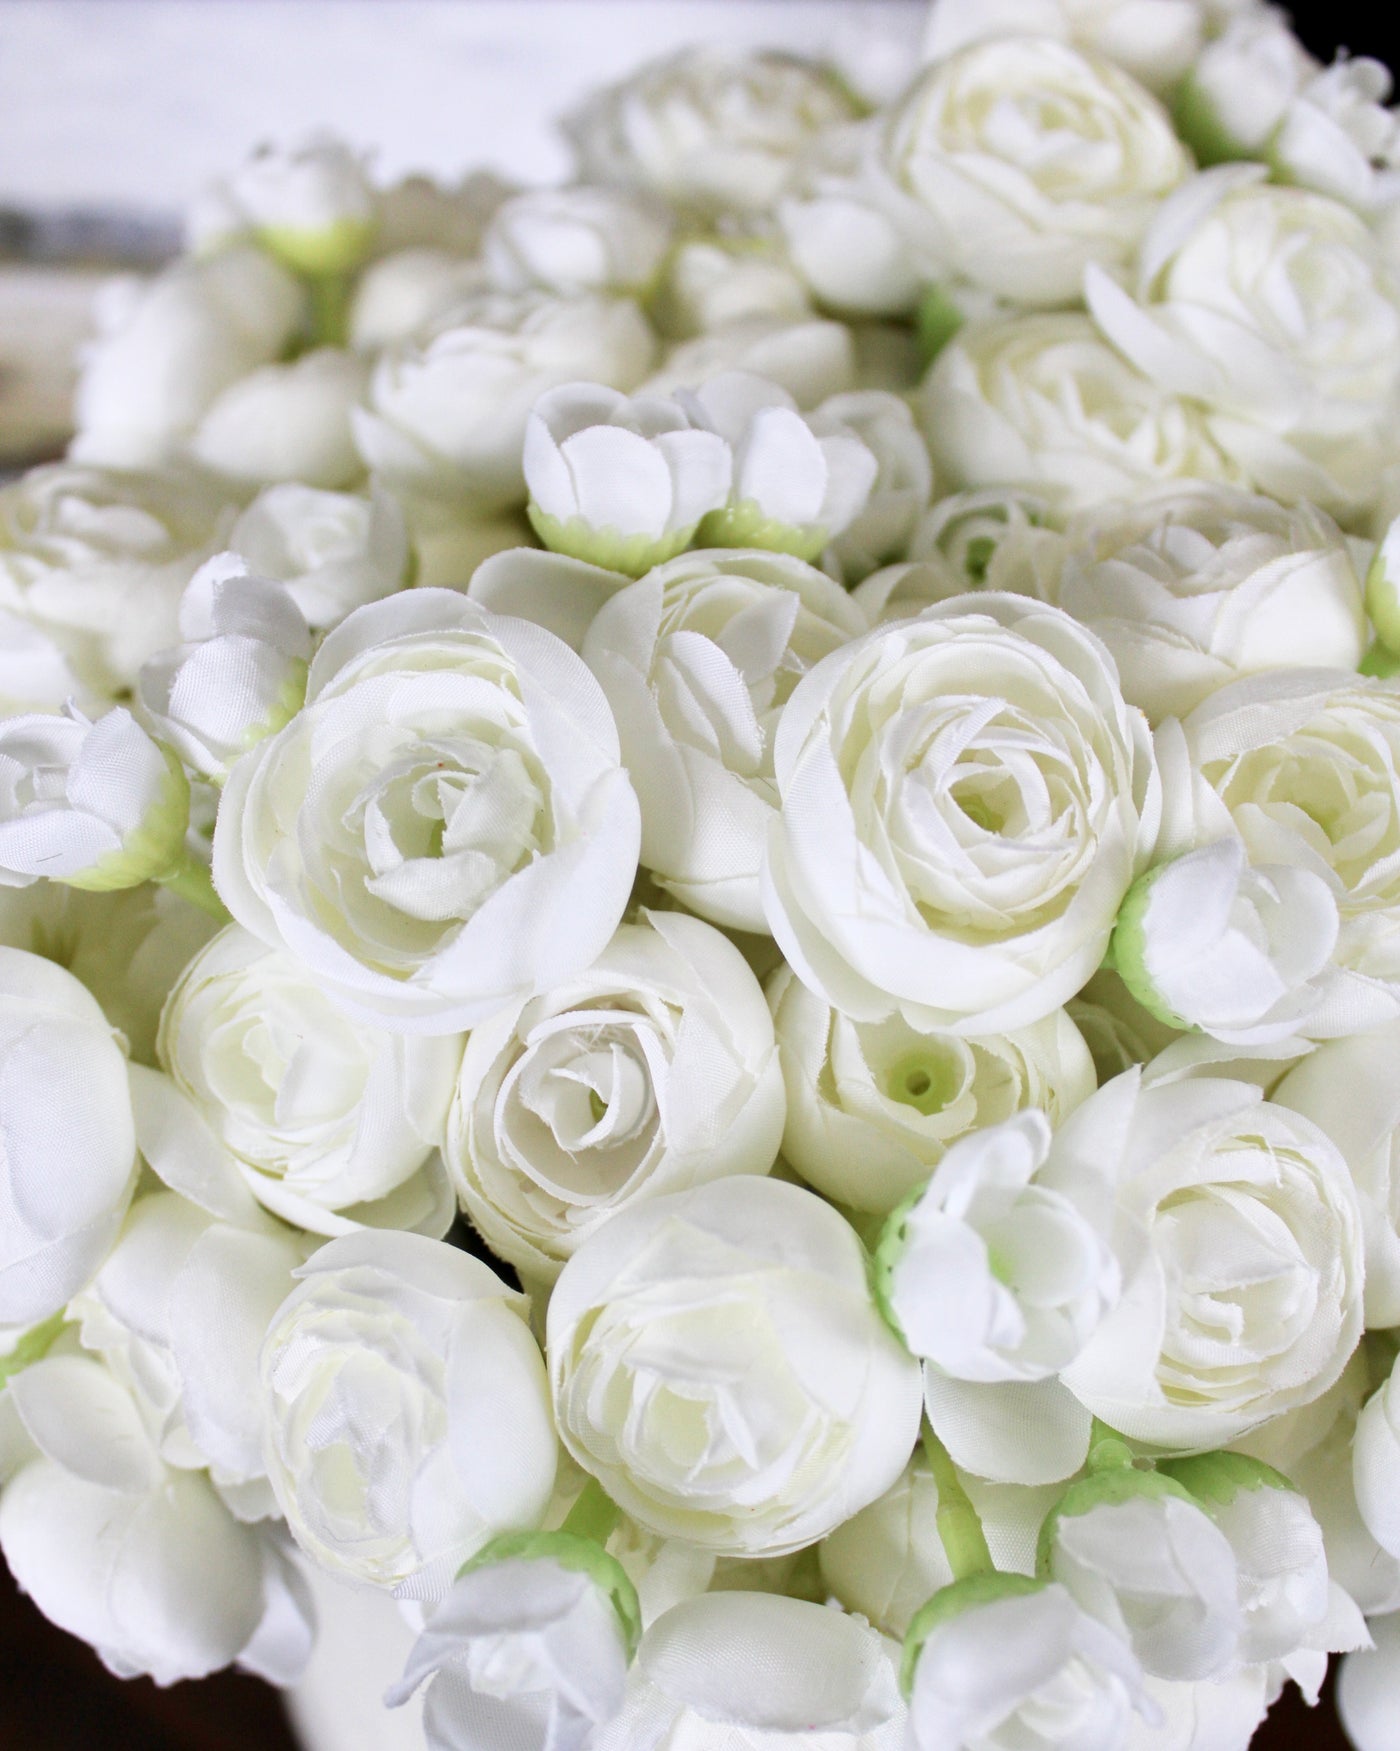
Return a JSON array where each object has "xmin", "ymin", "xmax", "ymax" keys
[
  {"xmin": 763, "ymin": 594, "xmax": 1160, "ymax": 1035},
  {"xmin": 642, "ymin": 312, "xmax": 857, "ymax": 410},
  {"xmin": 654, "ymin": 235, "xmax": 813, "ymax": 339},
  {"xmin": 159, "ymin": 923, "xmax": 462, "ymax": 1233},
  {"xmin": 444, "ymin": 907, "xmax": 783, "ymax": 1283},
  {"xmin": 563, "ymin": 46, "xmax": 858, "ymax": 219},
  {"xmin": 347, "ymin": 246, "xmax": 493, "ymax": 351},
  {"xmin": 592, "ymin": 1591, "xmax": 906, "ymax": 1751},
  {"xmin": 815, "ymin": 389, "xmax": 935, "ymax": 584},
  {"xmin": 920, "ymin": 0, "xmax": 1207, "ymax": 95},
  {"xmin": 1351, "ymin": 1354, "xmax": 1400, "ymax": 1560},
  {"xmin": 1173, "ymin": 14, "xmax": 1315, "ymax": 161},
  {"xmin": 212, "ymin": 589, "xmax": 641, "ymax": 1033},
  {"xmin": 547, "ymin": 1177, "xmax": 922, "ymax": 1555},
  {"xmin": 260, "ymin": 1230, "xmax": 556, "ymax": 1598},
  {"xmin": 0, "ymin": 706, "xmax": 190, "ymax": 894},
  {"xmin": 919, "ymin": 314, "xmax": 1237, "ymax": 518},
  {"xmin": 522, "ymin": 382, "xmax": 732, "ymax": 574},
  {"xmin": 0, "ymin": 948, "xmax": 138, "ymax": 1326},
  {"xmin": 188, "ymin": 347, "xmax": 368, "ymax": 492},
  {"xmin": 483, "ymin": 185, "xmax": 673, "ymax": 299},
  {"xmin": 228, "ymin": 481, "xmax": 410, "ymax": 634},
  {"xmin": 1339, "ymin": 1612, "xmax": 1400, "ymax": 1751},
  {"xmin": 677, "ymin": 371, "xmax": 878, "ymax": 561},
  {"xmin": 581, "ymin": 546, "xmax": 865, "ymax": 933},
  {"xmin": 768, "ymin": 963, "xmax": 1095, "ymax": 1216},
  {"xmin": 1110, "ymin": 837, "xmax": 1340, "ymax": 1045},
  {"xmin": 189, "ymin": 136, "xmax": 378, "ymax": 274},
  {"xmin": 875, "ymin": 39, "xmax": 1190, "ymax": 307},
  {"xmin": 0, "ymin": 1352, "xmax": 312, "ymax": 1686}
]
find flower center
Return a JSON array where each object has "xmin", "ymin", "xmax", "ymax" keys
[{"xmin": 886, "ymin": 1048, "xmax": 962, "ymax": 1115}]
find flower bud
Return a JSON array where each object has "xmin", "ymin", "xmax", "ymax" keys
[{"xmin": 191, "ymin": 136, "xmax": 377, "ymax": 275}]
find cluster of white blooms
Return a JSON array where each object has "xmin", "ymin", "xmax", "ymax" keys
[{"xmin": 11, "ymin": 7, "xmax": 1400, "ymax": 1750}]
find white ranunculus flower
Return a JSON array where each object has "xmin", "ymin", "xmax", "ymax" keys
[
  {"xmin": 764, "ymin": 594, "xmax": 1160, "ymax": 1035},
  {"xmin": 655, "ymin": 235, "xmax": 812, "ymax": 338},
  {"xmin": 1173, "ymin": 14, "xmax": 1314, "ymax": 160},
  {"xmin": 71, "ymin": 248, "xmax": 305, "ymax": 470},
  {"xmin": 814, "ymin": 390, "xmax": 934, "ymax": 583},
  {"xmin": 642, "ymin": 313, "xmax": 857, "ymax": 409},
  {"xmin": 261, "ymin": 1230, "xmax": 556, "ymax": 1597},
  {"xmin": 0, "ymin": 879, "xmax": 217, "ymax": 1065},
  {"xmin": 548, "ymin": 1177, "xmax": 923, "ymax": 1555},
  {"xmin": 0, "ymin": 706, "xmax": 189, "ymax": 893},
  {"xmin": 348, "ymin": 247, "xmax": 493, "ymax": 351},
  {"xmin": 188, "ymin": 347, "xmax": 368, "ymax": 491},
  {"xmin": 0, "ymin": 949, "xmax": 138, "ymax": 1325},
  {"xmin": 1086, "ymin": 170, "xmax": 1400, "ymax": 518},
  {"xmin": 484, "ymin": 185, "xmax": 673, "ymax": 299},
  {"xmin": 445, "ymin": 908, "xmax": 782, "ymax": 1283},
  {"xmin": 0, "ymin": 1352, "xmax": 311, "ymax": 1685},
  {"xmin": 1110, "ymin": 837, "xmax": 1340, "ymax": 1045},
  {"xmin": 920, "ymin": 315, "xmax": 1237, "ymax": 517},
  {"xmin": 1274, "ymin": 1023, "xmax": 1400, "ymax": 1325},
  {"xmin": 581, "ymin": 547, "xmax": 865, "ymax": 932},
  {"xmin": 862, "ymin": 490, "xmax": 1069, "ymax": 622},
  {"xmin": 1339, "ymin": 1612, "xmax": 1400, "ymax": 1751},
  {"xmin": 137, "ymin": 555, "xmax": 312, "ymax": 784},
  {"xmin": 592, "ymin": 1592, "xmax": 906, "ymax": 1751},
  {"xmin": 876, "ymin": 39, "xmax": 1189, "ymax": 307},
  {"xmin": 1061, "ymin": 1070, "xmax": 1365, "ymax": 1448},
  {"xmin": 388, "ymin": 1543, "xmax": 637, "ymax": 1751},
  {"xmin": 0, "ymin": 461, "xmax": 236, "ymax": 699},
  {"xmin": 69, "ymin": 1187, "xmax": 307, "ymax": 1483},
  {"xmin": 229, "ymin": 482, "xmax": 409, "ymax": 633},
  {"xmin": 1045, "ymin": 1484, "xmax": 1243, "ymax": 1681},
  {"xmin": 522, "ymin": 382, "xmax": 732, "ymax": 574},
  {"xmin": 563, "ymin": 47, "xmax": 857, "ymax": 219},
  {"xmin": 352, "ymin": 292, "xmax": 656, "ymax": 513},
  {"xmin": 905, "ymin": 1577, "xmax": 1152, "ymax": 1751},
  {"xmin": 160, "ymin": 923, "xmax": 463, "ymax": 1232},
  {"xmin": 212, "ymin": 590, "xmax": 641, "ymax": 1033},
  {"xmin": 1053, "ymin": 484, "xmax": 1366, "ymax": 722},
  {"xmin": 189, "ymin": 135, "xmax": 377, "ymax": 273},
  {"xmin": 1164, "ymin": 670, "xmax": 1400, "ymax": 1034},
  {"xmin": 1353, "ymin": 1358, "xmax": 1400, "ymax": 1559},
  {"xmin": 769, "ymin": 963, "xmax": 1095, "ymax": 1215},
  {"xmin": 921, "ymin": 0, "xmax": 1207, "ymax": 95},
  {"xmin": 1272, "ymin": 58, "xmax": 1400, "ymax": 216}
]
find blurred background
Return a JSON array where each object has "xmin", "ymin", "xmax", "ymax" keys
[{"xmin": 0, "ymin": 1, "xmax": 1391, "ymax": 1745}]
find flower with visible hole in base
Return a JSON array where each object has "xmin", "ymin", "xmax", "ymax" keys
[
  {"xmin": 189, "ymin": 136, "xmax": 377, "ymax": 274},
  {"xmin": 522, "ymin": 383, "xmax": 732, "ymax": 576},
  {"xmin": 679, "ymin": 372, "xmax": 878, "ymax": 562},
  {"xmin": 0, "ymin": 705, "xmax": 189, "ymax": 894}
]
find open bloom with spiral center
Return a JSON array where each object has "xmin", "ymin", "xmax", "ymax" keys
[
  {"xmin": 212, "ymin": 589, "xmax": 641, "ymax": 1033},
  {"xmin": 445, "ymin": 907, "xmax": 783, "ymax": 1283},
  {"xmin": 762, "ymin": 593, "xmax": 1160, "ymax": 1035},
  {"xmin": 522, "ymin": 383, "xmax": 732, "ymax": 575}
]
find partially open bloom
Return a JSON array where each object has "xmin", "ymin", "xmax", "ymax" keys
[
  {"xmin": 188, "ymin": 348, "xmax": 368, "ymax": 492},
  {"xmin": 483, "ymin": 186, "xmax": 673, "ymax": 298},
  {"xmin": 228, "ymin": 482, "xmax": 409, "ymax": 633},
  {"xmin": 189, "ymin": 136, "xmax": 377, "ymax": 273}
]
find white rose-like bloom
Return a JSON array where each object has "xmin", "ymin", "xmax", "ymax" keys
[
  {"xmin": 189, "ymin": 136, "xmax": 376, "ymax": 272},
  {"xmin": 876, "ymin": 39, "xmax": 1189, "ymax": 307},
  {"xmin": 138, "ymin": 556, "xmax": 312, "ymax": 784},
  {"xmin": 764, "ymin": 594, "xmax": 1160, "ymax": 1035},
  {"xmin": 905, "ymin": 1578, "xmax": 1151, "ymax": 1751},
  {"xmin": 71, "ymin": 248, "xmax": 305, "ymax": 470},
  {"xmin": 160, "ymin": 924, "xmax": 462, "ymax": 1233},
  {"xmin": 1353, "ymin": 1358, "xmax": 1400, "ymax": 1559},
  {"xmin": 1275, "ymin": 1022, "xmax": 1400, "ymax": 1325},
  {"xmin": 352, "ymin": 291, "xmax": 656, "ymax": 513},
  {"xmin": 592, "ymin": 1592, "xmax": 906, "ymax": 1751},
  {"xmin": 581, "ymin": 547, "xmax": 864, "ymax": 932},
  {"xmin": 1110, "ymin": 837, "xmax": 1340, "ymax": 1045},
  {"xmin": 348, "ymin": 247, "xmax": 493, "ymax": 351},
  {"xmin": 523, "ymin": 383, "xmax": 732, "ymax": 575},
  {"xmin": 0, "ymin": 948, "xmax": 137, "ymax": 1325},
  {"xmin": 1, "ymin": 1353, "xmax": 312, "ymax": 1686},
  {"xmin": 1086, "ymin": 170, "xmax": 1400, "ymax": 517},
  {"xmin": 769, "ymin": 963, "xmax": 1095, "ymax": 1215},
  {"xmin": 445, "ymin": 908, "xmax": 783, "ymax": 1283},
  {"xmin": 1173, "ymin": 14, "xmax": 1314, "ymax": 160},
  {"xmin": 814, "ymin": 390, "xmax": 935, "ymax": 584},
  {"xmin": 920, "ymin": 315, "xmax": 1237, "ymax": 518},
  {"xmin": 260, "ymin": 1230, "xmax": 556, "ymax": 1598},
  {"xmin": 0, "ymin": 706, "xmax": 188, "ymax": 893},
  {"xmin": 0, "ymin": 461, "xmax": 236, "ymax": 699},
  {"xmin": 388, "ymin": 1549, "xmax": 635, "ymax": 1751},
  {"xmin": 548, "ymin": 1178, "xmax": 923, "ymax": 1554},
  {"xmin": 1166, "ymin": 670, "xmax": 1400, "ymax": 1034},
  {"xmin": 188, "ymin": 347, "xmax": 367, "ymax": 491},
  {"xmin": 656, "ymin": 235, "xmax": 813, "ymax": 338},
  {"xmin": 1061, "ymin": 1070, "xmax": 1365, "ymax": 1448},
  {"xmin": 563, "ymin": 46, "xmax": 857, "ymax": 218},
  {"xmin": 1053, "ymin": 484, "xmax": 1366, "ymax": 723},
  {"xmin": 1273, "ymin": 58, "xmax": 1400, "ymax": 217},
  {"xmin": 921, "ymin": 0, "xmax": 1207, "ymax": 95},
  {"xmin": 484, "ymin": 185, "xmax": 673, "ymax": 298},
  {"xmin": 229, "ymin": 482, "xmax": 409, "ymax": 634},
  {"xmin": 643, "ymin": 313, "xmax": 857, "ymax": 410},
  {"xmin": 212, "ymin": 590, "xmax": 641, "ymax": 1032}
]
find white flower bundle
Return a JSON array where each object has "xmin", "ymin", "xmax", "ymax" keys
[{"xmin": 9, "ymin": 6, "xmax": 1400, "ymax": 1749}]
